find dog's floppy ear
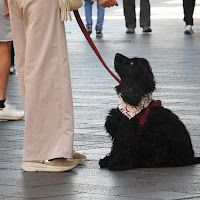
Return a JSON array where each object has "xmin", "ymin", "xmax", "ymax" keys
[{"xmin": 146, "ymin": 71, "xmax": 156, "ymax": 93}]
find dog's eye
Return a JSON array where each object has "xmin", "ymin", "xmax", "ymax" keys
[{"xmin": 130, "ymin": 61, "xmax": 134, "ymax": 66}]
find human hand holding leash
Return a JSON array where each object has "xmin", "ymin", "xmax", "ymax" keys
[{"xmin": 97, "ymin": 0, "xmax": 118, "ymax": 8}]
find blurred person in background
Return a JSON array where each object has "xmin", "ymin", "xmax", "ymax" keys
[
  {"xmin": 10, "ymin": 41, "xmax": 16, "ymax": 74},
  {"xmin": 0, "ymin": 0, "xmax": 24, "ymax": 120},
  {"xmin": 84, "ymin": 0, "xmax": 105, "ymax": 37},
  {"xmin": 123, "ymin": 0, "xmax": 152, "ymax": 33},
  {"xmin": 183, "ymin": 0, "xmax": 195, "ymax": 34}
]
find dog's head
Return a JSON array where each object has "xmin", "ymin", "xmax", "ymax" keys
[{"xmin": 114, "ymin": 53, "xmax": 155, "ymax": 106}]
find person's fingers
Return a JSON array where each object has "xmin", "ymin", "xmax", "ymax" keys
[
  {"xmin": 114, "ymin": 0, "xmax": 118, "ymax": 6},
  {"xmin": 98, "ymin": 0, "xmax": 118, "ymax": 8}
]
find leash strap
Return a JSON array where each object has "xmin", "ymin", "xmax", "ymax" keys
[
  {"xmin": 136, "ymin": 100, "xmax": 161, "ymax": 134},
  {"xmin": 73, "ymin": 10, "xmax": 121, "ymax": 83}
]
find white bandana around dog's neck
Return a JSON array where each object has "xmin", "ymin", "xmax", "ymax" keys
[{"xmin": 117, "ymin": 93, "xmax": 153, "ymax": 120}]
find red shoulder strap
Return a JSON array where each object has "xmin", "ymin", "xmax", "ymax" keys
[{"xmin": 136, "ymin": 100, "xmax": 161, "ymax": 134}]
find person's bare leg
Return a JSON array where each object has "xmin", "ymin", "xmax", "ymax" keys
[
  {"xmin": 0, "ymin": 41, "xmax": 11, "ymax": 101},
  {"xmin": 0, "ymin": 41, "xmax": 24, "ymax": 120}
]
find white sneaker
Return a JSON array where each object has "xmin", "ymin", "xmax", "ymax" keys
[
  {"xmin": 184, "ymin": 25, "xmax": 194, "ymax": 34},
  {"xmin": 10, "ymin": 65, "xmax": 16, "ymax": 74},
  {"xmin": 0, "ymin": 101, "xmax": 24, "ymax": 120}
]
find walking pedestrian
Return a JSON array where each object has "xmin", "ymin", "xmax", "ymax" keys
[
  {"xmin": 8, "ymin": 0, "xmax": 117, "ymax": 172},
  {"xmin": 10, "ymin": 41, "xmax": 16, "ymax": 74},
  {"xmin": 183, "ymin": 0, "xmax": 195, "ymax": 34},
  {"xmin": 0, "ymin": 0, "xmax": 24, "ymax": 120},
  {"xmin": 84, "ymin": 0, "xmax": 105, "ymax": 37},
  {"xmin": 123, "ymin": 0, "xmax": 152, "ymax": 33}
]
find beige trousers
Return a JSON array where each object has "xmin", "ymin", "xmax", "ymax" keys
[{"xmin": 8, "ymin": 0, "xmax": 74, "ymax": 161}]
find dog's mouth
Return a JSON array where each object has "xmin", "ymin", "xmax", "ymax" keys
[
  {"xmin": 114, "ymin": 53, "xmax": 133, "ymax": 80},
  {"xmin": 114, "ymin": 53, "xmax": 125, "ymax": 74}
]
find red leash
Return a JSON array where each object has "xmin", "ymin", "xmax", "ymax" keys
[{"xmin": 73, "ymin": 10, "xmax": 121, "ymax": 83}]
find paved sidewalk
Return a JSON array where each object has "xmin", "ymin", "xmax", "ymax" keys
[{"xmin": 1, "ymin": 0, "xmax": 200, "ymax": 199}]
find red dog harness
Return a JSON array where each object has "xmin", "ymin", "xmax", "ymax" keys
[{"xmin": 136, "ymin": 100, "xmax": 161, "ymax": 135}]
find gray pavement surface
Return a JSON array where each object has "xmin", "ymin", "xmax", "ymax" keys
[{"xmin": 1, "ymin": 0, "xmax": 200, "ymax": 199}]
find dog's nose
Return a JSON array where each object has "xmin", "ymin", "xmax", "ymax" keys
[{"xmin": 115, "ymin": 53, "xmax": 122, "ymax": 61}]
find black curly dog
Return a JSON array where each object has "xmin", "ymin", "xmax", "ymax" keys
[{"xmin": 99, "ymin": 53, "xmax": 200, "ymax": 171}]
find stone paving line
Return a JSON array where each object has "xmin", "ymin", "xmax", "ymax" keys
[{"xmin": 1, "ymin": 0, "xmax": 200, "ymax": 199}]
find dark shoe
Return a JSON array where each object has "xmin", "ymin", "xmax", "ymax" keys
[
  {"xmin": 126, "ymin": 27, "xmax": 135, "ymax": 33},
  {"xmin": 143, "ymin": 26, "xmax": 152, "ymax": 33},
  {"xmin": 96, "ymin": 29, "xmax": 103, "ymax": 38},
  {"xmin": 86, "ymin": 25, "xmax": 92, "ymax": 35}
]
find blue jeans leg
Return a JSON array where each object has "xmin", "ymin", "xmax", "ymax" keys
[
  {"xmin": 84, "ymin": 0, "xmax": 94, "ymax": 26},
  {"xmin": 96, "ymin": 2, "xmax": 105, "ymax": 30}
]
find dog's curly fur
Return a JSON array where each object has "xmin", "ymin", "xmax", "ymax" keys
[{"xmin": 99, "ymin": 53, "xmax": 200, "ymax": 171}]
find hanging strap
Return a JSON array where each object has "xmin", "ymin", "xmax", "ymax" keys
[{"xmin": 136, "ymin": 100, "xmax": 161, "ymax": 135}]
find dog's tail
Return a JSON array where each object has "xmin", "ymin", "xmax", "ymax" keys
[{"xmin": 193, "ymin": 157, "xmax": 200, "ymax": 164}]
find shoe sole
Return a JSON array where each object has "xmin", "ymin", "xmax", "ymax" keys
[
  {"xmin": 126, "ymin": 31, "xmax": 135, "ymax": 33},
  {"xmin": 22, "ymin": 162, "xmax": 78, "ymax": 172},
  {"xmin": 143, "ymin": 28, "xmax": 152, "ymax": 32},
  {"xmin": 10, "ymin": 71, "xmax": 16, "ymax": 74},
  {"xmin": 96, "ymin": 35, "xmax": 103, "ymax": 38},
  {"xmin": 0, "ymin": 115, "xmax": 24, "ymax": 120},
  {"xmin": 184, "ymin": 30, "xmax": 193, "ymax": 34}
]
